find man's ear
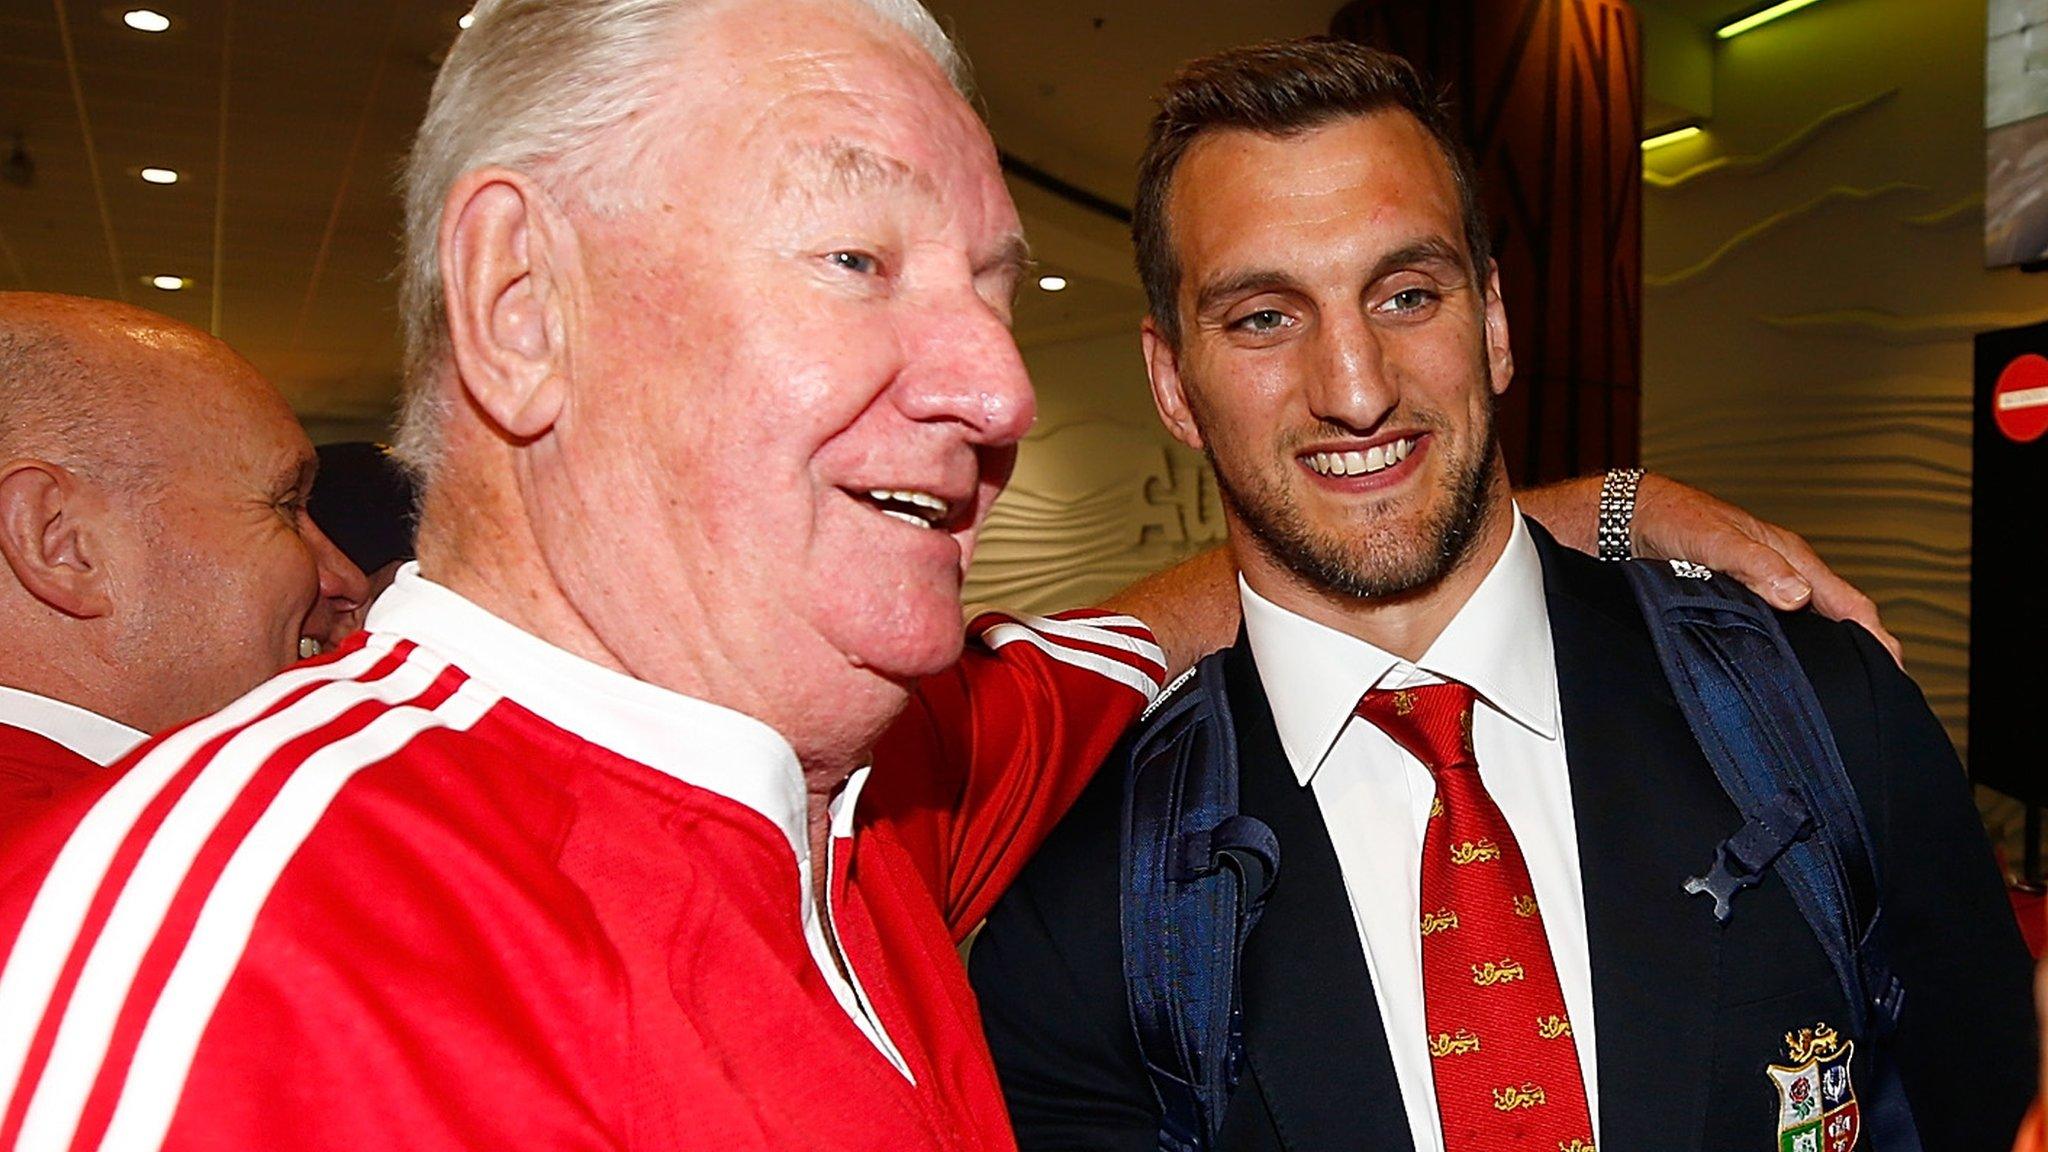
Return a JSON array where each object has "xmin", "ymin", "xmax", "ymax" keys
[
  {"xmin": 1141, "ymin": 317, "xmax": 1205, "ymax": 451},
  {"xmin": 0, "ymin": 461, "xmax": 111, "ymax": 619},
  {"xmin": 1482, "ymin": 260, "xmax": 1514, "ymax": 397},
  {"xmin": 439, "ymin": 166, "xmax": 579, "ymax": 441}
]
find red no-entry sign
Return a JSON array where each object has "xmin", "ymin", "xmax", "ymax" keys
[{"xmin": 1994, "ymin": 353, "xmax": 2048, "ymax": 445}]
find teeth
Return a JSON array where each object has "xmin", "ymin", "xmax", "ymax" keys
[
  {"xmin": 868, "ymin": 489, "xmax": 948, "ymax": 514},
  {"xmin": 1306, "ymin": 437, "xmax": 1415, "ymax": 478},
  {"xmin": 864, "ymin": 488, "xmax": 953, "ymax": 528},
  {"xmin": 299, "ymin": 637, "xmax": 322, "ymax": 660}
]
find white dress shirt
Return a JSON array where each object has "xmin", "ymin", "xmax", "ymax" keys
[
  {"xmin": 1239, "ymin": 512, "xmax": 1599, "ymax": 1152},
  {"xmin": 0, "ymin": 683, "xmax": 145, "ymax": 766}
]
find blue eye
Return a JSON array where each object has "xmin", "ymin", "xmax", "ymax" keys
[{"xmin": 826, "ymin": 250, "xmax": 880, "ymax": 275}]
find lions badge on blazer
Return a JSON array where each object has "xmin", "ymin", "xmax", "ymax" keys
[{"xmin": 1767, "ymin": 1023, "xmax": 1860, "ymax": 1152}]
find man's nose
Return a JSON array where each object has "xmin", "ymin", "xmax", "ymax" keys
[
  {"xmin": 306, "ymin": 516, "xmax": 371, "ymax": 612},
  {"xmin": 1309, "ymin": 310, "xmax": 1399, "ymax": 433},
  {"xmin": 892, "ymin": 289, "xmax": 1037, "ymax": 446}
]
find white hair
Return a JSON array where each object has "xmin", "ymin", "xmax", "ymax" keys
[{"xmin": 392, "ymin": 0, "xmax": 968, "ymax": 479}]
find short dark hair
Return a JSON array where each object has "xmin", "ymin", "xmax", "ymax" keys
[{"xmin": 1132, "ymin": 37, "xmax": 1491, "ymax": 347}]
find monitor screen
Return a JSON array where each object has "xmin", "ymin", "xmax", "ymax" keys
[{"xmin": 1989, "ymin": 0, "xmax": 2048, "ymax": 267}]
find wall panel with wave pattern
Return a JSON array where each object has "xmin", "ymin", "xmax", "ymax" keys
[
  {"xmin": 1640, "ymin": 0, "xmax": 2041, "ymax": 839},
  {"xmin": 963, "ymin": 329, "xmax": 1220, "ymax": 615}
]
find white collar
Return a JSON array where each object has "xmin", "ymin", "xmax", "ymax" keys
[
  {"xmin": 1240, "ymin": 510, "xmax": 1558, "ymax": 787},
  {"xmin": 0, "ymin": 683, "xmax": 146, "ymax": 767},
  {"xmin": 365, "ymin": 563, "xmax": 812, "ymax": 859}
]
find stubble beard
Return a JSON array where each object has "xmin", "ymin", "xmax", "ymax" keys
[{"xmin": 1206, "ymin": 393, "xmax": 1501, "ymax": 603}]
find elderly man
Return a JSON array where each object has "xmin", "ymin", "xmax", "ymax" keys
[
  {"xmin": 0, "ymin": 4, "xmax": 1901, "ymax": 1150},
  {"xmin": 0, "ymin": 6, "xmax": 1168, "ymax": 1149},
  {"xmin": 0, "ymin": 293, "xmax": 366, "ymax": 810},
  {"xmin": 969, "ymin": 38, "xmax": 2031, "ymax": 1152}
]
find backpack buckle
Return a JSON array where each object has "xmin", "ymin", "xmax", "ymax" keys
[
  {"xmin": 1868, "ymin": 970, "xmax": 1906, "ymax": 1037},
  {"xmin": 1684, "ymin": 840, "xmax": 1763, "ymax": 922},
  {"xmin": 1684, "ymin": 792, "xmax": 1814, "ymax": 922}
]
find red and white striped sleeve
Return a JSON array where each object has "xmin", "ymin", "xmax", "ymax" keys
[
  {"xmin": 863, "ymin": 608, "xmax": 1165, "ymax": 938},
  {"xmin": 0, "ymin": 638, "xmax": 615, "ymax": 1152}
]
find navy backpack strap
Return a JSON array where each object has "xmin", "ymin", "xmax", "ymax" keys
[
  {"xmin": 1621, "ymin": 559, "xmax": 1921, "ymax": 1152},
  {"xmin": 1121, "ymin": 652, "xmax": 1279, "ymax": 1152}
]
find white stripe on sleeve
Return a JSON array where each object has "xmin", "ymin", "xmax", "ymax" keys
[
  {"xmin": 13, "ymin": 647, "xmax": 449, "ymax": 1152},
  {"xmin": 999, "ymin": 613, "xmax": 1166, "ymax": 672},
  {"xmin": 1052, "ymin": 612, "xmax": 1152, "ymax": 637},
  {"xmin": 98, "ymin": 680, "xmax": 499, "ymax": 1151},
  {"xmin": 0, "ymin": 636, "xmax": 400, "ymax": 1128},
  {"xmin": 979, "ymin": 622, "xmax": 1161, "ymax": 702}
]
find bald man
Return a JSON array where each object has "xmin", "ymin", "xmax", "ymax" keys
[{"xmin": 0, "ymin": 293, "xmax": 367, "ymax": 809}]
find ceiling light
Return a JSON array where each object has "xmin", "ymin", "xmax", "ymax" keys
[
  {"xmin": 122, "ymin": 9, "xmax": 172, "ymax": 33},
  {"xmin": 458, "ymin": 11, "xmax": 475, "ymax": 29},
  {"xmin": 1037, "ymin": 275, "xmax": 1068, "ymax": 292},
  {"xmin": 149, "ymin": 275, "xmax": 188, "ymax": 291},
  {"xmin": 1716, "ymin": 0, "xmax": 1825, "ymax": 40},
  {"xmin": 139, "ymin": 166, "xmax": 179, "ymax": 185},
  {"xmin": 1641, "ymin": 125, "xmax": 1703, "ymax": 152}
]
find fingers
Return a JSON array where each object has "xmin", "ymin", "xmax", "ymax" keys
[
  {"xmin": 1758, "ymin": 525, "xmax": 1905, "ymax": 667},
  {"xmin": 1742, "ymin": 522, "xmax": 1823, "ymax": 611},
  {"xmin": 1809, "ymin": 578, "xmax": 1902, "ymax": 666},
  {"xmin": 1707, "ymin": 530, "xmax": 1815, "ymax": 611}
]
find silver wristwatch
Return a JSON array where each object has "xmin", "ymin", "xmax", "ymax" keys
[{"xmin": 1597, "ymin": 467, "xmax": 1645, "ymax": 562}]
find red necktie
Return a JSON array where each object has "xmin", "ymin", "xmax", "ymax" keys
[{"xmin": 1356, "ymin": 682, "xmax": 1595, "ymax": 1152}]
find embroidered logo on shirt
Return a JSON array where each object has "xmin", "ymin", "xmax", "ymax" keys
[
  {"xmin": 1493, "ymin": 1083, "xmax": 1548, "ymax": 1111},
  {"xmin": 1537, "ymin": 1014, "xmax": 1573, "ymax": 1040}
]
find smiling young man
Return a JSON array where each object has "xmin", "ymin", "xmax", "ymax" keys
[
  {"xmin": 970, "ymin": 38, "xmax": 2034, "ymax": 1152},
  {"xmin": 0, "ymin": 293, "xmax": 366, "ymax": 812}
]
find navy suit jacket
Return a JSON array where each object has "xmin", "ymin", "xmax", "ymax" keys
[{"xmin": 969, "ymin": 524, "xmax": 2035, "ymax": 1152}]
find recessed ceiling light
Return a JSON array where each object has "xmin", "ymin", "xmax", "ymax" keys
[
  {"xmin": 139, "ymin": 167, "xmax": 179, "ymax": 185},
  {"xmin": 1037, "ymin": 275, "xmax": 1068, "ymax": 292},
  {"xmin": 122, "ymin": 9, "xmax": 172, "ymax": 33},
  {"xmin": 458, "ymin": 11, "xmax": 475, "ymax": 29},
  {"xmin": 149, "ymin": 275, "xmax": 188, "ymax": 291}
]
